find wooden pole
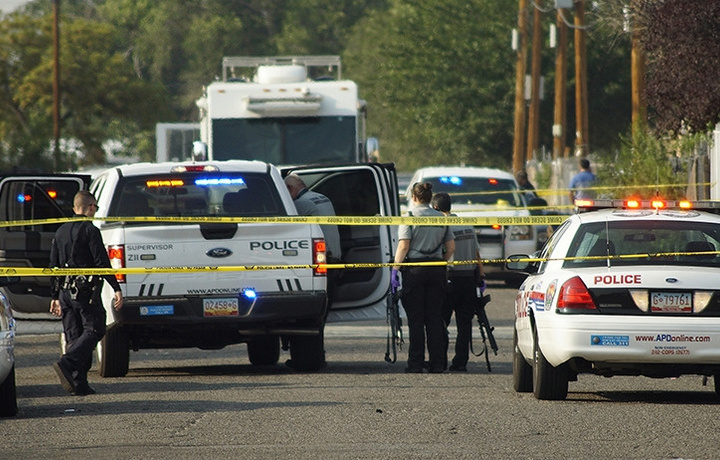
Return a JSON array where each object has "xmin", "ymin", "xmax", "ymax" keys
[
  {"xmin": 52, "ymin": 0, "xmax": 61, "ymax": 171},
  {"xmin": 630, "ymin": 0, "xmax": 647, "ymax": 136},
  {"xmin": 574, "ymin": 0, "xmax": 589, "ymax": 157},
  {"xmin": 526, "ymin": 3, "xmax": 542, "ymax": 163},
  {"xmin": 512, "ymin": 0, "xmax": 529, "ymax": 174},
  {"xmin": 553, "ymin": 9, "xmax": 568, "ymax": 159}
]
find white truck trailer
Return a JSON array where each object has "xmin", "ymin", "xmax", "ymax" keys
[{"xmin": 194, "ymin": 56, "xmax": 373, "ymax": 165}]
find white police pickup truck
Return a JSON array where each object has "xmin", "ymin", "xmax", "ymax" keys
[
  {"xmin": 92, "ymin": 160, "xmax": 398, "ymax": 376},
  {"xmin": 0, "ymin": 161, "xmax": 399, "ymax": 376}
]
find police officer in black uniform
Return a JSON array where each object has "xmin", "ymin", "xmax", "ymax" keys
[
  {"xmin": 432, "ymin": 192, "xmax": 485, "ymax": 372},
  {"xmin": 50, "ymin": 191, "xmax": 123, "ymax": 395},
  {"xmin": 392, "ymin": 182, "xmax": 455, "ymax": 373}
]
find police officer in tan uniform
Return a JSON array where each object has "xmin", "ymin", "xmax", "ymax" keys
[
  {"xmin": 393, "ymin": 183, "xmax": 454, "ymax": 373},
  {"xmin": 432, "ymin": 192, "xmax": 485, "ymax": 372}
]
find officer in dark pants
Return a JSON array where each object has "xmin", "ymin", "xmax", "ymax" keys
[
  {"xmin": 432, "ymin": 192, "xmax": 485, "ymax": 372},
  {"xmin": 50, "ymin": 191, "xmax": 123, "ymax": 395},
  {"xmin": 392, "ymin": 182, "xmax": 455, "ymax": 373}
]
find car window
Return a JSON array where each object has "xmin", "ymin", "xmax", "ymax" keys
[
  {"xmin": 537, "ymin": 219, "xmax": 572, "ymax": 273},
  {"xmin": 424, "ymin": 176, "xmax": 525, "ymax": 207},
  {"xmin": 0, "ymin": 179, "xmax": 81, "ymax": 232},
  {"xmin": 564, "ymin": 219, "xmax": 720, "ymax": 268},
  {"xmin": 110, "ymin": 172, "xmax": 286, "ymax": 218}
]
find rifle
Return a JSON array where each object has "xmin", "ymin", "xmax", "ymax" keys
[
  {"xmin": 471, "ymin": 292, "xmax": 498, "ymax": 372},
  {"xmin": 384, "ymin": 290, "xmax": 404, "ymax": 363}
]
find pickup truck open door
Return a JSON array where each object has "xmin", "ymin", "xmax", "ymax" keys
[
  {"xmin": 0, "ymin": 174, "xmax": 91, "ymax": 318},
  {"xmin": 283, "ymin": 163, "xmax": 400, "ymax": 321}
]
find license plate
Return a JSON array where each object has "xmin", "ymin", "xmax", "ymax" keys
[
  {"xmin": 651, "ymin": 292, "xmax": 692, "ymax": 313},
  {"xmin": 203, "ymin": 298, "xmax": 239, "ymax": 317}
]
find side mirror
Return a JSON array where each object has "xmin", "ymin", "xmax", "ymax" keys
[
  {"xmin": 506, "ymin": 254, "xmax": 538, "ymax": 274},
  {"xmin": 366, "ymin": 137, "xmax": 379, "ymax": 162}
]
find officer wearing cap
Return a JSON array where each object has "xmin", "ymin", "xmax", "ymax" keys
[
  {"xmin": 432, "ymin": 192, "xmax": 485, "ymax": 372},
  {"xmin": 392, "ymin": 182, "xmax": 455, "ymax": 373},
  {"xmin": 50, "ymin": 191, "xmax": 123, "ymax": 396}
]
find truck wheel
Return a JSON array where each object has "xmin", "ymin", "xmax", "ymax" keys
[
  {"xmin": 289, "ymin": 330, "xmax": 325, "ymax": 372},
  {"xmin": 532, "ymin": 329, "xmax": 568, "ymax": 400},
  {"xmin": 247, "ymin": 336, "xmax": 280, "ymax": 366},
  {"xmin": 0, "ymin": 365, "xmax": 18, "ymax": 417},
  {"xmin": 97, "ymin": 325, "xmax": 130, "ymax": 378},
  {"xmin": 513, "ymin": 327, "xmax": 533, "ymax": 393}
]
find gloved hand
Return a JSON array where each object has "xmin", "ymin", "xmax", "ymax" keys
[
  {"xmin": 391, "ymin": 268, "xmax": 401, "ymax": 294},
  {"xmin": 478, "ymin": 276, "xmax": 486, "ymax": 294}
]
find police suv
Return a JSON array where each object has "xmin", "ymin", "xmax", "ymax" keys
[
  {"xmin": 0, "ymin": 161, "xmax": 399, "ymax": 377},
  {"xmin": 509, "ymin": 198, "xmax": 720, "ymax": 400}
]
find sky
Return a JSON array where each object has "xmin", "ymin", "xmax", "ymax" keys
[{"xmin": 0, "ymin": 0, "xmax": 28, "ymax": 13}]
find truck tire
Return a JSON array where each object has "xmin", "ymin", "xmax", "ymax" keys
[
  {"xmin": 97, "ymin": 325, "xmax": 130, "ymax": 378},
  {"xmin": 289, "ymin": 329, "xmax": 325, "ymax": 372},
  {"xmin": 247, "ymin": 336, "xmax": 280, "ymax": 366},
  {"xmin": 0, "ymin": 365, "xmax": 18, "ymax": 417}
]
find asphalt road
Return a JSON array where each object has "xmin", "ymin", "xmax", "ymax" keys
[{"xmin": 3, "ymin": 282, "xmax": 720, "ymax": 459}]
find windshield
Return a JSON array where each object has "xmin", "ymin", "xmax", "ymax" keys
[
  {"xmin": 565, "ymin": 219, "xmax": 720, "ymax": 268},
  {"xmin": 423, "ymin": 176, "xmax": 525, "ymax": 207},
  {"xmin": 212, "ymin": 116, "xmax": 357, "ymax": 164},
  {"xmin": 110, "ymin": 172, "xmax": 286, "ymax": 219}
]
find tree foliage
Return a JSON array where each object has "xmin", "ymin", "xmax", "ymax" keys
[
  {"xmin": 0, "ymin": 0, "xmax": 688, "ymax": 174},
  {"xmin": 637, "ymin": 0, "xmax": 720, "ymax": 135},
  {"xmin": 345, "ymin": 1, "xmax": 517, "ymax": 171}
]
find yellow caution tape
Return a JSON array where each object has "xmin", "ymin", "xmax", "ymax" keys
[
  {"xmin": 0, "ymin": 214, "xmax": 569, "ymax": 228},
  {"xmin": 2, "ymin": 250, "xmax": 717, "ymax": 277}
]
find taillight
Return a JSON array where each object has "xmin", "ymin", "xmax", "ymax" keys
[
  {"xmin": 313, "ymin": 239, "xmax": 327, "ymax": 276},
  {"xmin": 108, "ymin": 244, "xmax": 125, "ymax": 283},
  {"xmin": 556, "ymin": 276, "xmax": 596, "ymax": 312}
]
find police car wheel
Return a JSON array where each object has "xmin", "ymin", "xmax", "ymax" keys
[
  {"xmin": 512, "ymin": 327, "xmax": 533, "ymax": 393},
  {"xmin": 247, "ymin": 336, "xmax": 280, "ymax": 366},
  {"xmin": 0, "ymin": 365, "xmax": 18, "ymax": 417},
  {"xmin": 532, "ymin": 328, "xmax": 568, "ymax": 400},
  {"xmin": 97, "ymin": 326, "xmax": 129, "ymax": 378}
]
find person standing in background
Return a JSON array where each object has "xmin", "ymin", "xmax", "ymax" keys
[
  {"xmin": 392, "ymin": 182, "xmax": 455, "ymax": 373},
  {"xmin": 569, "ymin": 158, "xmax": 597, "ymax": 202},
  {"xmin": 432, "ymin": 192, "xmax": 485, "ymax": 372}
]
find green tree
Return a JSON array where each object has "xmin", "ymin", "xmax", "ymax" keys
[
  {"xmin": 637, "ymin": 0, "xmax": 720, "ymax": 135},
  {"xmin": 0, "ymin": 11, "xmax": 169, "ymax": 169},
  {"xmin": 345, "ymin": 1, "xmax": 517, "ymax": 171}
]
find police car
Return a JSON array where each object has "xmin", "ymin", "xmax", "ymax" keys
[
  {"xmin": 0, "ymin": 280, "xmax": 17, "ymax": 416},
  {"xmin": 406, "ymin": 166, "xmax": 536, "ymax": 284},
  {"xmin": 509, "ymin": 198, "xmax": 720, "ymax": 400}
]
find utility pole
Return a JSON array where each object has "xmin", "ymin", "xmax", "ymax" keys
[
  {"xmin": 630, "ymin": 0, "xmax": 647, "ymax": 136},
  {"xmin": 526, "ymin": 3, "xmax": 543, "ymax": 163},
  {"xmin": 574, "ymin": 0, "xmax": 589, "ymax": 157},
  {"xmin": 52, "ymin": 0, "xmax": 61, "ymax": 171},
  {"xmin": 553, "ymin": 8, "xmax": 568, "ymax": 159},
  {"xmin": 512, "ymin": 0, "xmax": 529, "ymax": 174}
]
